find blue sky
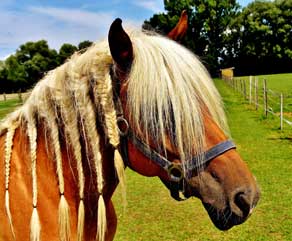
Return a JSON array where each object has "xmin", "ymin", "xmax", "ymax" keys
[{"xmin": 0, "ymin": 0, "xmax": 252, "ymax": 60}]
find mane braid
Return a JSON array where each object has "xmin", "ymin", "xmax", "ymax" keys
[
  {"xmin": 68, "ymin": 62, "xmax": 107, "ymax": 241},
  {"xmin": 93, "ymin": 72, "xmax": 126, "ymax": 206},
  {"xmin": 4, "ymin": 123, "xmax": 17, "ymax": 238},
  {"xmin": 54, "ymin": 82, "xmax": 85, "ymax": 241},
  {"xmin": 25, "ymin": 108, "xmax": 41, "ymax": 241},
  {"xmin": 43, "ymin": 89, "xmax": 70, "ymax": 241}
]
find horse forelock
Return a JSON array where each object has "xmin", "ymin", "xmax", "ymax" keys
[{"xmin": 127, "ymin": 32, "xmax": 229, "ymax": 169}]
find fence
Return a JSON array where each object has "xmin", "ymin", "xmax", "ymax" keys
[
  {"xmin": 0, "ymin": 92, "xmax": 30, "ymax": 103},
  {"xmin": 222, "ymin": 76, "xmax": 292, "ymax": 130}
]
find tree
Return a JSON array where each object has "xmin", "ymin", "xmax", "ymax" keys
[
  {"xmin": 0, "ymin": 40, "xmax": 61, "ymax": 92},
  {"xmin": 0, "ymin": 61, "xmax": 4, "ymax": 70},
  {"xmin": 15, "ymin": 40, "xmax": 60, "ymax": 88},
  {"xmin": 58, "ymin": 43, "xmax": 78, "ymax": 64},
  {"xmin": 227, "ymin": 0, "xmax": 292, "ymax": 75},
  {"xmin": 78, "ymin": 40, "xmax": 93, "ymax": 52},
  {"xmin": 144, "ymin": 0, "xmax": 240, "ymax": 75},
  {"xmin": 5, "ymin": 55, "xmax": 27, "ymax": 91},
  {"xmin": 0, "ymin": 63, "xmax": 9, "ymax": 93},
  {"xmin": 24, "ymin": 53, "xmax": 49, "ymax": 83}
]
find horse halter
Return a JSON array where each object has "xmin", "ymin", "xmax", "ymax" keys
[
  {"xmin": 116, "ymin": 114, "xmax": 236, "ymax": 201},
  {"xmin": 111, "ymin": 67, "xmax": 236, "ymax": 201}
]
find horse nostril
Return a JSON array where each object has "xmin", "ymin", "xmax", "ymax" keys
[{"xmin": 234, "ymin": 192, "xmax": 251, "ymax": 217}]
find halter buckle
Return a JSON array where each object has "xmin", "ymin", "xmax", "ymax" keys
[
  {"xmin": 167, "ymin": 163, "xmax": 184, "ymax": 182},
  {"xmin": 117, "ymin": 116, "xmax": 129, "ymax": 137}
]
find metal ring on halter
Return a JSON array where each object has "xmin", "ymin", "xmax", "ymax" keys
[
  {"xmin": 167, "ymin": 163, "xmax": 184, "ymax": 182},
  {"xmin": 117, "ymin": 116, "xmax": 129, "ymax": 137}
]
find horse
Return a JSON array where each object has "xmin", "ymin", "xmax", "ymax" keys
[{"xmin": 0, "ymin": 16, "xmax": 260, "ymax": 241}]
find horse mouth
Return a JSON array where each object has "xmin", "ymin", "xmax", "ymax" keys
[{"xmin": 202, "ymin": 202, "xmax": 248, "ymax": 230}]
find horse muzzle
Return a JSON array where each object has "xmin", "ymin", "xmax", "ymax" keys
[{"xmin": 184, "ymin": 171, "xmax": 261, "ymax": 230}]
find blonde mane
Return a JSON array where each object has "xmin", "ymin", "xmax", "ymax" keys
[
  {"xmin": 0, "ymin": 30, "xmax": 228, "ymax": 241},
  {"xmin": 127, "ymin": 32, "xmax": 228, "ymax": 168},
  {"xmin": 1, "ymin": 39, "xmax": 124, "ymax": 241}
]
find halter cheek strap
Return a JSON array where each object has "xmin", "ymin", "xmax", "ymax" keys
[
  {"xmin": 118, "ymin": 116, "xmax": 236, "ymax": 179},
  {"xmin": 115, "ymin": 99, "xmax": 236, "ymax": 201}
]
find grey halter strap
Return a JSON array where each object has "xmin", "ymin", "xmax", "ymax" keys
[{"xmin": 117, "ymin": 116, "xmax": 236, "ymax": 183}]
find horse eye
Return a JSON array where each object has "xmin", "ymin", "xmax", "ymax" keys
[
  {"xmin": 170, "ymin": 167, "xmax": 182, "ymax": 178},
  {"xmin": 210, "ymin": 171, "xmax": 220, "ymax": 183}
]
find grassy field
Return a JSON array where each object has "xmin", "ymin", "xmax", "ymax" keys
[
  {"xmin": 0, "ymin": 78, "xmax": 291, "ymax": 240},
  {"xmin": 236, "ymin": 73, "xmax": 292, "ymax": 96},
  {"xmin": 233, "ymin": 73, "xmax": 292, "ymax": 124},
  {"xmin": 0, "ymin": 99, "xmax": 22, "ymax": 119}
]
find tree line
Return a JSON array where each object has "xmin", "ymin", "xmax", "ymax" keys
[
  {"xmin": 1, "ymin": 0, "xmax": 291, "ymax": 93},
  {"xmin": 0, "ymin": 40, "xmax": 92, "ymax": 93},
  {"xmin": 144, "ymin": 0, "xmax": 292, "ymax": 76}
]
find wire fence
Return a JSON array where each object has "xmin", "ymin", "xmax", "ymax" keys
[{"xmin": 222, "ymin": 76, "xmax": 292, "ymax": 130}]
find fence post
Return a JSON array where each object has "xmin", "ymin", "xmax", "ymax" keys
[
  {"xmin": 3, "ymin": 93, "xmax": 6, "ymax": 101},
  {"xmin": 263, "ymin": 79, "xmax": 268, "ymax": 117},
  {"xmin": 255, "ymin": 77, "xmax": 258, "ymax": 110},
  {"xmin": 280, "ymin": 93, "xmax": 283, "ymax": 130},
  {"xmin": 18, "ymin": 91, "xmax": 23, "ymax": 103},
  {"xmin": 243, "ymin": 80, "xmax": 247, "ymax": 99},
  {"xmin": 249, "ymin": 76, "xmax": 252, "ymax": 104}
]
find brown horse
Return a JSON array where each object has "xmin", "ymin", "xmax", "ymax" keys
[{"xmin": 0, "ymin": 16, "xmax": 260, "ymax": 241}]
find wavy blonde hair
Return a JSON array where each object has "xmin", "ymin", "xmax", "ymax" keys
[
  {"xmin": 0, "ymin": 30, "xmax": 228, "ymax": 241},
  {"xmin": 127, "ymin": 32, "xmax": 228, "ymax": 170}
]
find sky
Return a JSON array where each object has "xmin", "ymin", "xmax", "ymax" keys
[{"xmin": 0, "ymin": 0, "xmax": 252, "ymax": 60}]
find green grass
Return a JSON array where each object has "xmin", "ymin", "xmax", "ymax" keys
[
  {"xmin": 1, "ymin": 84, "xmax": 291, "ymax": 240},
  {"xmin": 234, "ymin": 73, "xmax": 292, "ymax": 122},
  {"xmin": 236, "ymin": 73, "xmax": 292, "ymax": 96},
  {"xmin": 0, "ymin": 99, "xmax": 22, "ymax": 119}
]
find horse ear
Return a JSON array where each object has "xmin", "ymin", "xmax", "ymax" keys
[
  {"xmin": 108, "ymin": 18, "xmax": 133, "ymax": 72},
  {"xmin": 167, "ymin": 10, "xmax": 188, "ymax": 41}
]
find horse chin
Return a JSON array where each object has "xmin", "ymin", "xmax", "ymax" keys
[{"xmin": 202, "ymin": 202, "xmax": 248, "ymax": 231}]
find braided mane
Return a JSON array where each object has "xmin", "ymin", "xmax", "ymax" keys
[{"xmin": 0, "ymin": 39, "xmax": 124, "ymax": 241}]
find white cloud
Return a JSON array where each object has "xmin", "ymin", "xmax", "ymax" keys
[
  {"xmin": 133, "ymin": 0, "xmax": 164, "ymax": 13},
  {"xmin": 28, "ymin": 6, "xmax": 115, "ymax": 28},
  {"xmin": 0, "ymin": 6, "xmax": 139, "ymax": 60}
]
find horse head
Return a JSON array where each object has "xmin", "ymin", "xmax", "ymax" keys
[{"xmin": 108, "ymin": 18, "xmax": 260, "ymax": 231}]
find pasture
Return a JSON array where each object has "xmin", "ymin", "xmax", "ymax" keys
[
  {"xmin": 236, "ymin": 73, "xmax": 292, "ymax": 96},
  {"xmin": 0, "ymin": 99, "xmax": 22, "ymax": 119},
  {"xmin": 232, "ymin": 73, "xmax": 292, "ymax": 129},
  {"xmin": 0, "ymin": 77, "xmax": 291, "ymax": 240}
]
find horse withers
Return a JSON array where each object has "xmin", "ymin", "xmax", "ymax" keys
[{"xmin": 0, "ymin": 16, "xmax": 260, "ymax": 241}]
